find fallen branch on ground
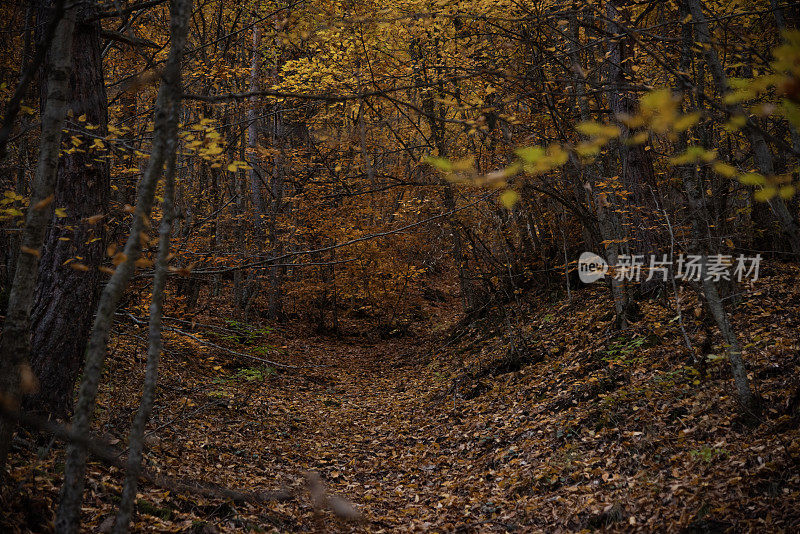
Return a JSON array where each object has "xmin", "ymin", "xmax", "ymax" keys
[{"xmin": 1, "ymin": 406, "xmax": 292, "ymax": 504}]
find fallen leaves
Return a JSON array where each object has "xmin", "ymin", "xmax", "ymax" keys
[{"xmin": 3, "ymin": 268, "xmax": 800, "ymax": 532}]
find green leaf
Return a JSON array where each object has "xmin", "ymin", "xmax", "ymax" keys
[
  {"xmin": 424, "ymin": 156, "xmax": 452, "ymax": 172},
  {"xmin": 500, "ymin": 190, "xmax": 519, "ymax": 209},
  {"xmin": 515, "ymin": 146, "xmax": 545, "ymax": 163},
  {"xmin": 754, "ymin": 186, "xmax": 777, "ymax": 202}
]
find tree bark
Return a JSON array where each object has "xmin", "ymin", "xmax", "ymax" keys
[
  {"xmin": 55, "ymin": 0, "xmax": 191, "ymax": 530},
  {"xmin": 0, "ymin": 1, "xmax": 76, "ymax": 472},
  {"xmin": 605, "ymin": 0, "xmax": 660, "ymax": 259},
  {"xmin": 113, "ymin": 145, "xmax": 177, "ymax": 534},
  {"xmin": 569, "ymin": 9, "xmax": 630, "ymax": 327},
  {"xmin": 27, "ymin": 0, "xmax": 110, "ymax": 420}
]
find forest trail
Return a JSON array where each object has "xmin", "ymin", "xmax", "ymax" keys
[
  {"xmin": 5, "ymin": 276, "xmax": 800, "ymax": 532},
  {"xmin": 76, "ymin": 276, "xmax": 800, "ymax": 531},
  {"xmin": 100, "ymin": 313, "xmax": 505, "ymax": 532},
  {"xmin": 150, "ymin": 326, "xmax": 475, "ymax": 531}
]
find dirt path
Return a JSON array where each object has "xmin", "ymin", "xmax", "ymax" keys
[
  {"xmin": 130, "ymin": 299, "xmax": 799, "ymax": 533},
  {"xmin": 6, "ymin": 287, "xmax": 800, "ymax": 532},
  {"xmin": 129, "ymin": 331, "xmax": 474, "ymax": 532}
]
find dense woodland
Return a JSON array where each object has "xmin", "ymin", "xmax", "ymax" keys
[{"xmin": 1, "ymin": 0, "xmax": 800, "ymax": 531}]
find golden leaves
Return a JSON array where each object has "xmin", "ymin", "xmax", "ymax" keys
[
  {"xmin": 669, "ymin": 146, "xmax": 717, "ymax": 165},
  {"xmin": 500, "ymin": 190, "xmax": 519, "ymax": 209},
  {"xmin": 712, "ymin": 162, "xmax": 738, "ymax": 178},
  {"xmin": 424, "ymin": 156, "xmax": 452, "ymax": 172},
  {"xmin": 226, "ymin": 160, "xmax": 253, "ymax": 173},
  {"xmin": 576, "ymin": 122, "xmax": 621, "ymax": 139},
  {"xmin": 20, "ymin": 246, "xmax": 40, "ymax": 257},
  {"xmin": 34, "ymin": 195, "xmax": 54, "ymax": 210},
  {"xmin": 516, "ymin": 144, "xmax": 568, "ymax": 175},
  {"xmin": 1, "ymin": 197, "xmax": 25, "ymax": 219}
]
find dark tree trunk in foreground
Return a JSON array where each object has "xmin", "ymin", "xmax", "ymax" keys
[
  {"xmin": 27, "ymin": 0, "xmax": 109, "ymax": 419},
  {"xmin": 605, "ymin": 0, "xmax": 660, "ymax": 266},
  {"xmin": 56, "ymin": 0, "xmax": 191, "ymax": 529},
  {"xmin": 0, "ymin": 1, "xmax": 76, "ymax": 472}
]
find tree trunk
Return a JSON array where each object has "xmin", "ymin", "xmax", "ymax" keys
[
  {"xmin": 0, "ymin": 1, "xmax": 76, "ymax": 472},
  {"xmin": 247, "ymin": 24, "xmax": 267, "ymax": 222},
  {"xmin": 266, "ymin": 110, "xmax": 286, "ymax": 319},
  {"xmin": 27, "ymin": 0, "xmax": 110, "ymax": 420},
  {"xmin": 569, "ymin": 9, "xmax": 630, "ymax": 327},
  {"xmin": 409, "ymin": 34, "xmax": 477, "ymax": 312},
  {"xmin": 55, "ymin": 0, "xmax": 191, "ymax": 529},
  {"xmin": 113, "ymin": 145, "xmax": 177, "ymax": 534},
  {"xmin": 605, "ymin": 0, "xmax": 660, "ymax": 260},
  {"xmin": 677, "ymin": 7, "xmax": 757, "ymax": 415}
]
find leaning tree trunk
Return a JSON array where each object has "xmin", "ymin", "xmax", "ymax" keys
[
  {"xmin": 27, "ymin": 0, "xmax": 110, "ymax": 420},
  {"xmin": 679, "ymin": 152, "xmax": 756, "ymax": 414},
  {"xmin": 677, "ymin": 6, "xmax": 757, "ymax": 415},
  {"xmin": 0, "ymin": 2, "xmax": 76, "ymax": 472},
  {"xmin": 685, "ymin": 0, "xmax": 800, "ymax": 258},
  {"xmin": 113, "ymin": 146, "xmax": 178, "ymax": 534},
  {"xmin": 55, "ymin": 0, "xmax": 191, "ymax": 530}
]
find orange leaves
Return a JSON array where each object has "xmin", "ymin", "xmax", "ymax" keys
[
  {"xmin": 111, "ymin": 252, "xmax": 128, "ymax": 266},
  {"xmin": 168, "ymin": 263, "xmax": 195, "ymax": 277},
  {"xmin": 34, "ymin": 195, "xmax": 54, "ymax": 210},
  {"xmin": 20, "ymin": 245, "xmax": 40, "ymax": 257},
  {"xmin": 134, "ymin": 257, "xmax": 153, "ymax": 268}
]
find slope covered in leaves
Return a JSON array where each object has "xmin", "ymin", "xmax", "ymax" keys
[{"xmin": 2, "ymin": 266, "xmax": 800, "ymax": 532}]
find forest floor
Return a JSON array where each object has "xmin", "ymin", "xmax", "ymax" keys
[{"xmin": 3, "ymin": 266, "xmax": 800, "ymax": 533}]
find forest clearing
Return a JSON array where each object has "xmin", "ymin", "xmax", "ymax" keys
[{"xmin": 1, "ymin": 0, "xmax": 800, "ymax": 532}]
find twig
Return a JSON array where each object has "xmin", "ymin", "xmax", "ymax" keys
[{"xmin": 1, "ymin": 406, "xmax": 292, "ymax": 504}]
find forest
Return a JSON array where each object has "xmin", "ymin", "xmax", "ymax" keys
[{"xmin": 1, "ymin": 0, "xmax": 800, "ymax": 531}]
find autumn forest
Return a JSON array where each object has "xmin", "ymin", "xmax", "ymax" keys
[{"xmin": 1, "ymin": 0, "xmax": 800, "ymax": 531}]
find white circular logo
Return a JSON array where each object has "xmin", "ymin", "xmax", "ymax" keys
[{"xmin": 578, "ymin": 252, "xmax": 608, "ymax": 283}]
